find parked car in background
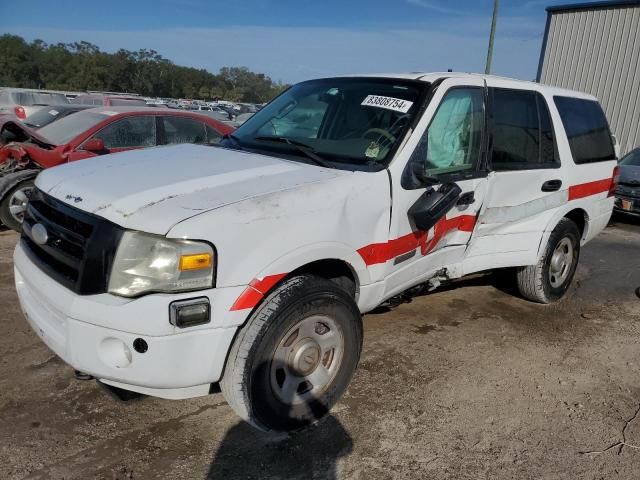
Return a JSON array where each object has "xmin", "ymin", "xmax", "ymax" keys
[
  {"xmin": 199, "ymin": 110, "xmax": 234, "ymax": 124},
  {"xmin": 234, "ymin": 112, "xmax": 254, "ymax": 126},
  {"xmin": 615, "ymin": 147, "xmax": 640, "ymax": 216},
  {"xmin": 23, "ymin": 104, "xmax": 92, "ymax": 129},
  {"xmin": 0, "ymin": 107, "xmax": 233, "ymax": 230},
  {"xmin": 13, "ymin": 73, "xmax": 618, "ymax": 433},
  {"xmin": 0, "ymin": 88, "xmax": 70, "ymax": 120},
  {"xmin": 72, "ymin": 94, "xmax": 147, "ymax": 107}
]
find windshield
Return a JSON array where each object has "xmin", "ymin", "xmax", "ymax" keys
[
  {"xmin": 110, "ymin": 98, "xmax": 147, "ymax": 107},
  {"xmin": 24, "ymin": 107, "xmax": 75, "ymax": 128},
  {"xmin": 620, "ymin": 149, "xmax": 640, "ymax": 167},
  {"xmin": 37, "ymin": 110, "xmax": 109, "ymax": 144},
  {"xmin": 16, "ymin": 92, "xmax": 69, "ymax": 106},
  {"xmin": 228, "ymin": 77, "xmax": 427, "ymax": 170}
]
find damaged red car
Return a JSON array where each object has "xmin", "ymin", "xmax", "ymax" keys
[{"xmin": 0, "ymin": 107, "xmax": 234, "ymax": 230}]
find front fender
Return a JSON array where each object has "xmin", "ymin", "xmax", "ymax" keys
[
  {"xmin": 247, "ymin": 241, "xmax": 371, "ymax": 288},
  {"xmin": 0, "ymin": 169, "xmax": 40, "ymax": 200}
]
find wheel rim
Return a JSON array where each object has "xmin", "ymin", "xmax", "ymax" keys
[
  {"xmin": 549, "ymin": 237, "xmax": 574, "ymax": 288},
  {"xmin": 270, "ymin": 315, "xmax": 344, "ymax": 406},
  {"xmin": 8, "ymin": 186, "xmax": 33, "ymax": 224}
]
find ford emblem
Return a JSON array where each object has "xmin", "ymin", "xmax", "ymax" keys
[{"xmin": 31, "ymin": 223, "xmax": 49, "ymax": 246}]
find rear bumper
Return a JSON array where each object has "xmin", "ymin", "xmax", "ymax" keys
[
  {"xmin": 14, "ymin": 242, "xmax": 240, "ymax": 399},
  {"xmin": 614, "ymin": 194, "xmax": 640, "ymax": 216}
]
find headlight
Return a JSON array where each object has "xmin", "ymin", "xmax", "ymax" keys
[{"xmin": 108, "ymin": 231, "xmax": 215, "ymax": 297}]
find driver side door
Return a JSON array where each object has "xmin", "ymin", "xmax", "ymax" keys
[{"xmin": 380, "ymin": 78, "xmax": 490, "ymax": 298}]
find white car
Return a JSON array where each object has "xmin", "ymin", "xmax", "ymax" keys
[{"xmin": 14, "ymin": 73, "xmax": 619, "ymax": 432}]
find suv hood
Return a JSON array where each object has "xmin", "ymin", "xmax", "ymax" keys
[{"xmin": 36, "ymin": 144, "xmax": 347, "ymax": 234}]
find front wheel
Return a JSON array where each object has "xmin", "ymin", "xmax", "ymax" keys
[
  {"xmin": 0, "ymin": 179, "xmax": 35, "ymax": 231},
  {"xmin": 517, "ymin": 218, "xmax": 581, "ymax": 304},
  {"xmin": 221, "ymin": 274, "xmax": 362, "ymax": 432}
]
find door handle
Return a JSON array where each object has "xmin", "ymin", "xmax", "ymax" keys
[
  {"xmin": 457, "ymin": 191, "xmax": 475, "ymax": 206},
  {"xmin": 541, "ymin": 179, "xmax": 562, "ymax": 192}
]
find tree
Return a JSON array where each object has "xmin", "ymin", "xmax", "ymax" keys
[{"xmin": 0, "ymin": 34, "xmax": 289, "ymax": 102}]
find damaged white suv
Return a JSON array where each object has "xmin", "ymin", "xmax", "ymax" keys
[{"xmin": 15, "ymin": 73, "xmax": 619, "ymax": 432}]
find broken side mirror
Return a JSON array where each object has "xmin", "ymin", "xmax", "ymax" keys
[
  {"xmin": 408, "ymin": 182, "xmax": 462, "ymax": 231},
  {"xmin": 82, "ymin": 137, "xmax": 106, "ymax": 153}
]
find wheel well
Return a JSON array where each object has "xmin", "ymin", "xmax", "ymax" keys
[
  {"xmin": 290, "ymin": 259, "xmax": 358, "ymax": 299},
  {"xmin": 564, "ymin": 209, "xmax": 588, "ymax": 239}
]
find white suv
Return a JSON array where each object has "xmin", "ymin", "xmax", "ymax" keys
[{"xmin": 14, "ymin": 73, "xmax": 619, "ymax": 432}]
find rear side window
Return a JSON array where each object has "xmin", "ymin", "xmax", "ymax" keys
[
  {"xmin": 162, "ymin": 116, "xmax": 207, "ymax": 144},
  {"xmin": 554, "ymin": 96, "xmax": 615, "ymax": 164},
  {"xmin": 490, "ymin": 89, "xmax": 557, "ymax": 170}
]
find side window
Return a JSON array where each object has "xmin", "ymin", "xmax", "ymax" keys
[
  {"xmin": 94, "ymin": 116, "xmax": 156, "ymax": 149},
  {"xmin": 553, "ymin": 96, "xmax": 615, "ymax": 163},
  {"xmin": 410, "ymin": 88, "xmax": 485, "ymax": 177},
  {"xmin": 162, "ymin": 116, "xmax": 207, "ymax": 145},
  {"xmin": 490, "ymin": 89, "xmax": 557, "ymax": 170},
  {"xmin": 205, "ymin": 124, "xmax": 222, "ymax": 144}
]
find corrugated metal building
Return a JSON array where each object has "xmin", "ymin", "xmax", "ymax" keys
[{"xmin": 537, "ymin": 0, "xmax": 640, "ymax": 155}]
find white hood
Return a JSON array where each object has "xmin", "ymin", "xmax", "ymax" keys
[{"xmin": 36, "ymin": 144, "xmax": 347, "ymax": 234}]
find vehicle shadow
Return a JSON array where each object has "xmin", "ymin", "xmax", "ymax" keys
[
  {"xmin": 206, "ymin": 414, "xmax": 352, "ymax": 480},
  {"xmin": 609, "ymin": 211, "xmax": 640, "ymax": 228},
  {"xmin": 369, "ymin": 269, "xmax": 519, "ymax": 314},
  {"xmin": 206, "ymin": 363, "xmax": 353, "ymax": 479}
]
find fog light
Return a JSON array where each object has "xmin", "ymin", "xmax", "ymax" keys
[{"xmin": 170, "ymin": 298, "xmax": 211, "ymax": 328}]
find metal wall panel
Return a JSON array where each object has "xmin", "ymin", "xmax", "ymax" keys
[{"xmin": 539, "ymin": 5, "xmax": 640, "ymax": 155}]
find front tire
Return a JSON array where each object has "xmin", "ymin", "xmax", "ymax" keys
[
  {"xmin": 0, "ymin": 179, "xmax": 35, "ymax": 231},
  {"xmin": 221, "ymin": 274, "xmax": 362, "ymax": 432},
  {"xmin": 517, "ymin": 218, "xmax": 581, "ymax": 304}
]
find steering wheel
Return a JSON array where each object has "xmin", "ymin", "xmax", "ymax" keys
[{"xmin": 362, "ymin": 128, "xmax": 396, "ymax": 144}]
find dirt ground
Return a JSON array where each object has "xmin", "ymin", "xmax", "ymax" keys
[{"xmin": 1, "ymin": 214, "xmax": 639, "ymax": 480}]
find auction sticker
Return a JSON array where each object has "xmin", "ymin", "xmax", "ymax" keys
[{"xmin": 361, "ymin": 95, "xmax": 413, "ymax": 113}]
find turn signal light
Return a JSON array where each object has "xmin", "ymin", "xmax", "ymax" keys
[{"xmin": 179, "ymin": 253, "xmax": 212, "ymax": 271}]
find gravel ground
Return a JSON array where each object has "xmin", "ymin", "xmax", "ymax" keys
[{"xmin": 1, "ymin": 214, "xmax": 639, "ymax": 480}]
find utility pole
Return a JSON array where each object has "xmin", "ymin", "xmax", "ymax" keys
[{"xmin": 485, "ymin": 0, "xmax": 499, "ymax": 74}]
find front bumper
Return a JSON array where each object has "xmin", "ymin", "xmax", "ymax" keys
[{"xmin": 14, "ymin": 242, "xmax": 245, "ymax": 399}]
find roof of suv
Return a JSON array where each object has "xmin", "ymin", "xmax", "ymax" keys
[{"xmin": 337, "ymin": 72, "xmax": 599, "ymax": 101}]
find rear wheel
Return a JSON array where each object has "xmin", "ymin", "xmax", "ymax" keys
[
  {"xmin": 517, "ymin": 218, "xmax": 581, "ymax": 304},
  {"xmin": 0, "ymin": 179, "xmax": 35, "ymax": 231},
  {"xmin": 221, "ymin": 274, "xmax": 362, "ymax": 432}
]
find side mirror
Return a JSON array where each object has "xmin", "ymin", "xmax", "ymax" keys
[
  {"xmin": 408, "ymin": 182, "xmax": 462, "ymax": 231},
  {"xmin": 82, "ymin": 137, "xmax": 105, "ymax": 153}
]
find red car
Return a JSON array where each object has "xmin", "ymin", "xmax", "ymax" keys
[{"xmin": 0, "ymin": 107, "xmax": 234, "ymax": 230}]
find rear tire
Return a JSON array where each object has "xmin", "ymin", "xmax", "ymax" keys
[
  {"xmin": 517, "ymin": 218, "xmax": 581, "ymax": 304},
  {"xmin": 221, "ymin": 274, "xmax": 362, "ymax": 432},
  {"xmin": 0, "ymin": 179, "xmax": 35, "ymax": 232}
]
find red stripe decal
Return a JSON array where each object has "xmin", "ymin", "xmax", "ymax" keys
[
  {"xmin": 357, "ymin": 214, "xmax": 477, "ymax": 266},
  {"xmin": 230, "ymin": 273, "xmax": 287, "ymax": 311},
  {"xmin": 568, "ymin": 178, "xmax": 612, "ymax": 200}
]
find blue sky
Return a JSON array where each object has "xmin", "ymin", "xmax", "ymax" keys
[{"xmin": 0, "ymin": 0, "xmax": 584, "ymax": 83}]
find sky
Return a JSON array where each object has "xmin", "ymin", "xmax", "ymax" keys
[{"xmin": 0, "ymin": 0, "xmax": 586, "ymax": 84}]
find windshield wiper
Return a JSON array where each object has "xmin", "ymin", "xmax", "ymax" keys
[
  {"xmin": 222, "ymin": 133, "xmax": 244, "ymax": 148},
  {"xmin": 252, "ymin": 136, "xmax": 332, "ymax": 168}
]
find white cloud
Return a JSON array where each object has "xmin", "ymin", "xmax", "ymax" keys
[
  {"xmin": 405, "ymin": 0, "xmax": 470, "ymax": 15},
  {"xmin": 0, "ymin": 22, "xmax": 544, "ymax": 83}
]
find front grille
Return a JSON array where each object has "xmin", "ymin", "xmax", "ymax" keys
[{"xmin": 21, "ymin": 189, "xmax": 124, "ymax": 295}]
